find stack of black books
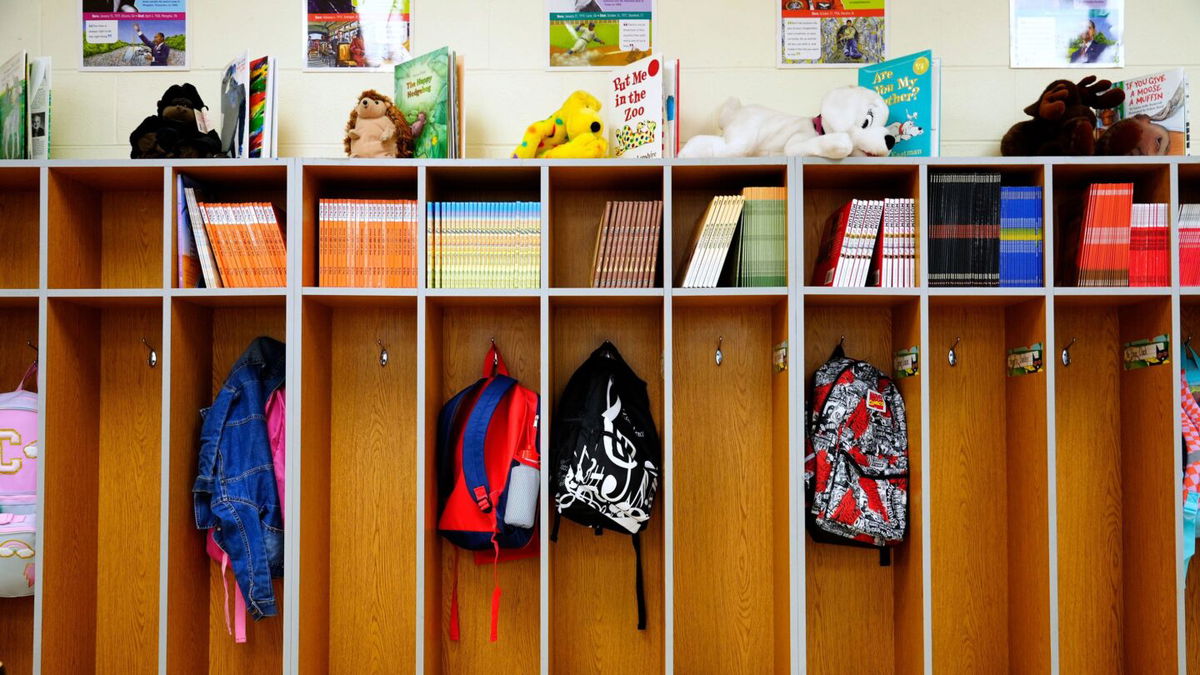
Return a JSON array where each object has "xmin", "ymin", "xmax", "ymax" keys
[{"xmin": 929, "ymin": 171, "xmax": 1001, "ymax": 287}]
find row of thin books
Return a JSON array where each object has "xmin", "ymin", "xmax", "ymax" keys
[
  {"xmin": 590, "ymin": 201, "xmax": 663, "ymax": 288},
  {"xmin": 1182, "ymin": 205, "xmax": 1200, "ymax": 286},
  {"xmin": 929, "ymin": 172, "xmax": 1045, "ymax": 288},
  {"xmin": 427, "ymin": 202, "xmax": 540, "ymax": 289},
  {"xmin": 1073, "ymin": 183, "xmax": 1169, "ymax": 287},
  {"xmin": 180, "ymin": 176, "xmax": 287, "ymax": 288},
  {"xmin": 319, "ymin": 199, "xmax": 419, "ymax": 287},
  {"xmin": 811, "ymin": 198, "xmax": 916, "ymax": 288},
  {"xmin": 678, "ymin": 187, "xmax": 787, "ymax": 288}
]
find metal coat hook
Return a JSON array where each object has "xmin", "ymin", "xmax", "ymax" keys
[
  {"xmin": 715, "ymin": 336, "xmax": 724, "ymax": 366},
  {"xmin": 1061, "ymin": 337, "xmax": 1078, "ymax": 367},
  {"xmin": 376, "ymin": 338, "xmax": 389, "ymax": 367},
  {"xmin": 947, "ymin": 337, "xmax": 961, "ymax": 367},
  {"xmin": 838, "ymin": 335, "xmax": 846, "ymax": 350},
  {"xmin": 141, "ymin": 337, "xmax": 158, "ymax": 368},
  {"xmin": 25, "ymin": 340, "xmax": 37, "ymax": 354},
  {"xmin": 1187, "ymin": 336, "xmax": 1194, "ymax": 349},
  {"xmin": 490, "ymin": 337, "xmax": 498, "ymax": 366}
]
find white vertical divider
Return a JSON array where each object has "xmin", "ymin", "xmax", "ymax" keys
[
  {"xmin": 414, "ymin": 164, "xmax": 429, "ymax": 675},
  {"xmin": 283, "ymin": 158, "xmax": 302, "ymax": 675},
  {"xmin": 1171, "ymin": 161, "xmax": 1188, "ymax": 675},
  {"xmin": 539, "ymin": 165, "xmax": 552, "ymax": 675},
  {"xmin": 789, "ymin": 156, "xmax": 805, "ymax": 675},
  {"xmin": 917, "ymin": 164, "xmax": 933, "ymax": 675},
  {"xmin": 155, "ymin": 161, "xmax": 174, "ymax": 675},
  {"xmin": 1041, "ymin": 162, "xmax": 1061, "ymax": 675},
  {"xmin": 661, "ymin": 164, "xmax": 675, "ymax": 675}
]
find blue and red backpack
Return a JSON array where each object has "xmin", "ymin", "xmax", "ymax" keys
[{"xmin": 437, "ymin": 343, "xmax": 540, "ymax": 642}]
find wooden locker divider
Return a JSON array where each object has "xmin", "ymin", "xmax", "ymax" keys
[
  {"xmin": 929, "ymin": 295, "xmax": 1051, "ymax": 674},
  {"xmin": 803, "ymin": 296, "xmax": 924, "ymax": 675},
  {"xmin": 46, "ymin": 166, "xmax": 164, "ymax": 290},
  {"xmin": 547, "ymin": 165, "xmax": 664, "ymax": 288},
  {"xmin": 423, "ymin": 297, "xmax": 541, "ymax": 675},
  {"xmin": 41, "ymin": 297, "xmax": 162, "ymax": 673},
  {"xmin": 297, "ymin": 295, "xmax": 418, "ymax": 674},
  {"xmin": 166, "ymin": 296, "xmax": 286, "ymax": 674},
  {"xmin": 1055, "ymin": 295, "xmax": 1176, "ymax": 673},
  {"xmin": 672, "ymin": 295, "xmax": 790, "ymax": 674},
  {"xmin": 0, "ymin": 168, "xmax": 40, "ymax": 289},
  {"xmin": 548, "ymin": 297, "xmax": 666, "ymax": 674}
]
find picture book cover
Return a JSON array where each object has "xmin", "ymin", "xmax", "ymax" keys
[
  {"xmin": 0, "ymin": 51, "xmax": 27, "ymax": 160},
  {"xmin": 248, "ymin": 56, "xmax": 272, "ymax": 158},
  {"xmin": 610, "ymin": 55, "xmax": 663, "ymax": 158},
  {"xmin": 1096, "ymin": 68, "xmax": 1189, "ymax": 156},
  {"xmin": 395, "ymin": 46, "xmax": 453, "ymax": 159},
  {"xmin": 858, "ymin": 49, "xmax": 939, "ymax": 157},
  {"xmin": 26, "ymin": 56, "xmax": 49, "ymax": 160},
  {"xmin": 219, "ymin": 52, "xmax": 249, "ymax": 158}
]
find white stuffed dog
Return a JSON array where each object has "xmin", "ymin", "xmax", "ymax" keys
[{"xmin": 679, "ymin": 86, "xmax": 896, "ymax": 159}]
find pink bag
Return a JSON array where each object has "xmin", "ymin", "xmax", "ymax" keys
[{"xmin": 0, "ymin": 364, "xmax": 38, "ymax": 513}]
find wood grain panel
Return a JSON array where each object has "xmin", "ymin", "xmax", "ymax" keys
[
  {"xmin": 674, "ymin": 305, "xmax": 782, "ymax": 675},
  {"xmin": 1004, "ymin": 299, "xmax": 1051, "ymax": 675},
  {"xmin": 1055, "ymin": 305, "xmax": 1123, "ymax": 675},
  {"xmin": 769, "ymin": 300, "xmax": 790, "ymax": 673},
  {"xmin": 101, "ymin": 191, "xmax": 162, "ymax": 289},
  {"xmin": 891, "ymin": 300, "xmax": 924, "ymax": 675},
  {"xmin": 95, "ymin": 307, "xmax": 162, "ymax": 674},
  {"xmin": 549, "ymin": 304, "xmax": 665, "ymax": 674},
  {"xmin": 41, "ymin": 300, "xmax": 101, "ymax": 674},
  {"xmin": 298, "ymin": 301, "xmax": 332, "ymax": 674},
  {"xmin": 47, "ymin": 173, "xmax": 101, "ymax": 289},
  {"xmin": 429, "ymin": 303, "xmax": 540, "ymax": 675},
  {"xmin": 930, "ymin": 305, "xmax": 1010, "ymax": 675},
  {"xmin": 0, "ymin": 597, "xmax": 34, "ymax": 675},
  {"xmin": 328, "ymin": 306, "xmax": 418, "ymax": 674},
  {"xmin": 0, "ymin": 308, "xmax": 38, "ymax": 392},
  {"xmin": 0, "ymin": 190, "xmax": 39, "ymax": 289},
  {"xmin": 549, "ymin": 172, "xmax": 662, "ymax": 288},
  {"xmin": 423, "ymin": 300, "xmax": 445, "ymax": 674},
  {"xmin": 1118, "ymin": 299, "xmax": 1176, "ymax": 673}
]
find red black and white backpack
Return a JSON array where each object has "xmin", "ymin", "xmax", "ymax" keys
[{"xmin": 804, "ymin": 345, "xmax": 908, "ymax": 564}]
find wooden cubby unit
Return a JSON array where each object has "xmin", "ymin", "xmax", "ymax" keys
[
  {"xmin": 804, "ymin": 163, "xmax": 919, "ymax": 287},
  {"xmin": 299, "ymin": 163, "xmax": 420, "ymax": 288},
  {"xmin": 0, "ymin": 167, "xmax": 40, "ymax": 289},
  {"xmin": 548, "ymin": 296, "xmax": 665, "ymax": 673},
  {"xmin": 804, "ymin": 295, "xmax": 923, "ymax": 675},
  {"xmin": 670, "ymin": 162, "xmax": 788, "ymax": 289},
  {"xmin": 47, "ymin": 166, "xmax": 164, "ymax": 290},
  {"xmin": 1051, "ymin": 162, "xmax": 1172, "ymax": 287},
  {"xmin": 672, "ymin": 293, "xmax": 790, "ymax": 674},
  {"xmin": 929, "ymin": 295, "xmax": 1050, "ymax": 674},
  {"xmin": 423, "ymin": 296, "xmax": 541, "ymax": 674},
  {"xmin": 1055, "ymin": 294, "xmax": 1176, "ymax": 674},
  {"xmin": 548, "ymin": 165, "xmax": 664, "ymax": 289},
  {"xmin": 297, "ymin": 294, "xmax": 418, "ymax": 674},
  {"xmin": 42, "ymin": 296, "xmax": 163, "ymax": 673},
  {"xmin": 167, "ymin": 295, "xmax": 286, "ymax": 674}
]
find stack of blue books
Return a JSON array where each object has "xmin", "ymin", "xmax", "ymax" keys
[{"xmin": 999, "ymin": 186, "xmax": 1044, "ymax": 288}]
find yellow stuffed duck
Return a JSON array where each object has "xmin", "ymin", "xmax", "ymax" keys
[{"xmin": 512, "ymin": 90, "xmax": 608, "ymax": 159}]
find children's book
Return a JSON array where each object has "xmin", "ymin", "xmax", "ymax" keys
[
  {"xmin": 394, "ymin": 47, "xmax": 463, "ymax": 159},
  {"xmin": 609, "ymin": 55, "xmax": 679, "ymax": 158},
  {"xmin": 0, "ymin": 51, "xmax": 28, "ymax": 160},
  {"xmin": 858, "ymin": 49, "xmax": 940, "ymax": 158},
  {"xmin": 1095, "ymin": 68, "xmax": 1190, "ymax": 156},
  {"xmin": 26, "ymin": 56, "xmax": 50, "ymax": 160},
  {"xmin": 219, "ymin": 52, "xmax": 249, "ymax": 158}
]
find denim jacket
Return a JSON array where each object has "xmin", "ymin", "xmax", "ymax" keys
[{"xmin": 193, "ymin": 337, "xmax": 285, "ymax": 619}]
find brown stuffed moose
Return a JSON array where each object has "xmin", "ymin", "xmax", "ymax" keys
[{"xmin": 1001, "ymin": 75, "xmax": 1126, "ymax": 156}]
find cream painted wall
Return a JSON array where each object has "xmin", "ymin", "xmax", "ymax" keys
[{"xmin": 2, "ymin": 0, "xmax": 1198, "ymax": 158}]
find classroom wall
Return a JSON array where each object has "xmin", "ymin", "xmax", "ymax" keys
[{"xmin": 2, "ymin": 0, "xmax": 1198, "ymax": 159}]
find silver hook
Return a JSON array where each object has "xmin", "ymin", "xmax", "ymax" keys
[
  {"xmin": 1187, "ymin": 336, "xmax": 1193, "ymax": 349},
  {"xmin": 948, "ymin": 337, "xmax": 961, "ymax": 367},
  {"xmin": 141, "ymin": 337, "xmax": 158, "ymax": 368},
  {"xmin": 377, "ymin": 338, "xmax": 389, "ymax": 367},
  {"xmin": 715, "ymin": 336, "xmax": 724, "ymax": 366},
  {"xmin": 1061, "ymin": 337, "xmax": 1077, "ymax": 367},
  {"xmin": 839, "ymin": 335, "xmax": 846, "ymax": 350}
]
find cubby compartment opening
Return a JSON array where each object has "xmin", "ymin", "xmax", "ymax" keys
[
  {"xmin": 1055, "ymin": 295, "xmax": 1175, "ymax": 673},
  {"xmin": 548, "ymin": 297, "xmax": 665, "ymax": 673},
  {"xmin": 670, "ymin": 163, "xmax": 789, "ymax": 290},
  {"xmin": 672, "ymin": 294, "xmax": 790, "ymax": 673},
  {"xmin": 803, "ymin": 163, "xmax": 920, "ymax": 288},
  {"xmin": 1051, "ymin": 163, "xmax": 1171, "ymax": 287},
  {"xmin": 1181, "ymin": 163, "xmax": 1200, "ymax": 206},
  {"xmin": 298, "ymin": 295, "xmax": 418, "ymax": 674},
  {"xmin": 47, "ymin": 166, "xmax": 164, "ymax": 290},
  {"xmin": 803, "ymin": 295, "xmax": 923, "ymax": 675},
  {"xmin": 42, "ymin": 297, "xmax": 163, "ymax": 673},
  {"xmin": 299, "ymin": 164, "xmax": 420, "ymax": 288},
  {"xmin": 167, "ymin": 296, "xmax": 286, "ymax": 674},
  {"xmin": 0, "ymin": 299, "xmax": 38, "ymax": 675},
  {"xmin": 548, "ymin": 165, "xmax": 664, "ymax": 289},
  {"xmin": 929, "ymin": 295, "xmax": 1050, "ymax": 673},
  {"xmin": 171, "ymin": 165, "xmax": 290, "ymax": 291},
  {"xmin": 423, "ymin": 297, "xmax": 541, "ymax": 674},
  {"xmin": 0, "ymin": 168, "xmax": 40, "ymax": 289},
  {"xmin": 425, "ymin": 165, "xmax": 541, "ymax": 203}
]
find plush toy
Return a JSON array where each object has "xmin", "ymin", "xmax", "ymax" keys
[
  {"xmin": 129, "ymin": 83, "xmax": 223, "ymax": 159},
  {"xmin": 679, "ymin": 86, "xmax": 896, "ymax": 159},
  {"xmin": 345, "ymin": 89, "xmax": 413, "ymax": 158},
  {"xmin": 1000, "ymin": 76, "xmax": 1125, "ymax": 156},
  {"xmin": 1096, "ymin": 114, "xmax": 1171, "ymax": 156},
  {"xmin": 512, "ymin": 90, "xmax": 608, "ymax": 159}
]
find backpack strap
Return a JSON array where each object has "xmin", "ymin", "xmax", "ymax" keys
[
  {"xmin": 461, "ymin": 375, "xmax": 517, "ymax": 513},
  {"xmin": 632, "ymin": 532, "xmax": 647, "ymax": 630},
  {"xmin": 17, "ymin": 363, "xmax": 36, "ymax": 392},
  {"xmin": 1186, "ymin": 492, "xmax": 1200, "ymax": 577},
  {"xmin": 483, "ymin": 343, "xmax": 510, "ymax": 378}
]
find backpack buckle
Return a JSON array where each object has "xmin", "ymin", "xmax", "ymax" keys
[{"xmin": 473, "ymin": 486, "xmax": 493, "ymax": 513}]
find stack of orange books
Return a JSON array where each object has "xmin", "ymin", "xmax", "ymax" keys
[{"xmin": 319, "ymin": 198, "xmax": 419, "ymax": 287}]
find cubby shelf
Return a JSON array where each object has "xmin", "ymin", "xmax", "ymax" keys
[{"xmin": 0, "ymin": 156, "xmax": 1196, "ymax": 675}]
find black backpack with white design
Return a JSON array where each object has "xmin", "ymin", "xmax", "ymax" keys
[{"xmin": 551, "ymin": 341, "xmax": 661, "ymax": 630}]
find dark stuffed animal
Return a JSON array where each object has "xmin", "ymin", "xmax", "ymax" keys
[
  {"xmin": 1001, "ymin": 75, "xmax": 1125, "ymax": 156},
  {"xmin": 129, "ymin": 83, "xmax": 223, "ymax": 159}
]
